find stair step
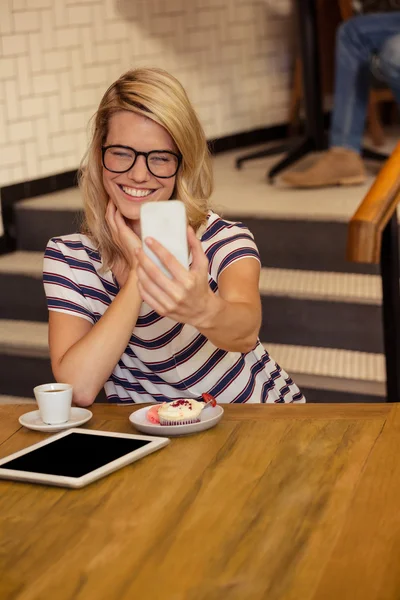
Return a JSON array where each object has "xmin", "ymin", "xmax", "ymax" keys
[
  {"xmin": 0, "ymin": 255, "xmax": 383, "ymax": 303},
  {"xmin": 237, "ymin": 216, "xmax": 379, "ymax": 275},
  {"xmin": 0, "ymin": 251, "xmax": 50, "ymax": 321},
  {"xmin": 0, "ymin": 251, "xmax": 43, "ymax": 277},
  {"xmin": 259, "ymin": 268, "xmax": 381, "ymax": 304},
  {"xmin": 0, "ymin": 395, "xmax": 35, "ymax": 405},
  {"xmin": 260, "ymin": 267, "xmax": 383, "ymax": 353},
  {"xmin": 17, "ymin": 188, "xmax": 83, "ymax": 212},
  {"xmin": 0, "ymin": 319, "xmax": 385, "ymax": 401},
  {"xmin": 12, "ymin": 188, "xmax": 382, "ymax": 274},
  {"xmin": 15, "ymin": 189, "xmax": 83, "ymax": 252},
  {"xmin": 0, "ymin": 258, "xmax": 385, "ymax": 351},
  {"xmin": 267, "ymin": 342, "xmax": 385, "ymax": 399},
  {"xmin": 259, "ymin": 268, "xmax": 384, "ymax": 354},
  {"xmin": 0, "ymin": 320, "xmax": 50, "ymax": 396},
  {"xmin": 0, "ymin": 320, "xmax": 48, "ymax": 357}
]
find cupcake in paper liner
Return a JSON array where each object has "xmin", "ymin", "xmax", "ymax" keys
[{"xmin": 157, "ymin": 399, "xmax": 205, "ymax": 426}]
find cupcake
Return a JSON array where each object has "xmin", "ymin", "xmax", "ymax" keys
[{"xmin": 157, "ymin": 399, "xmax": 205, "ymax": 426}]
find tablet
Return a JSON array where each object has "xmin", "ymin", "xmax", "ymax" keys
[{"xmin": 0, "ymin": 428, "xmax": 170, "ymax": 489}]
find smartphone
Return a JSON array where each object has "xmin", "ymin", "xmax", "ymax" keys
[{"xmin": 140, "ymin": 200, "xmax": 189, "ymax": 278}]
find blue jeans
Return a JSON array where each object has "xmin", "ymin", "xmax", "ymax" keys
[{"xmin": 330, "ymin": 12, "xmax": 400, "ymax": 153}]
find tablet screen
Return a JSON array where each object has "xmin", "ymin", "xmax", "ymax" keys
[{"xmin": 0, "ymin": 432, "xmax": 152, "ymax": 478}]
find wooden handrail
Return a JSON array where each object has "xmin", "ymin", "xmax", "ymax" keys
[
  {"xmin": 347, "ymin": 142, "xmax": 400, "ymax": 264},
  {"xmin": 338, "ymin": 0, "xmax": 354, "ymax": 20}
]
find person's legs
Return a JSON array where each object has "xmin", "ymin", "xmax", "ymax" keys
[
  {"xmin": 330, "ymin": 13, "xmax": 400, "ymax": 152},
  {"xmin": 283, "ymin": 12, "xmax": 400, "ymax": 188},
  {"xmin": 377, "ymin": 32, "xmax": 400, "ymax": 105}
]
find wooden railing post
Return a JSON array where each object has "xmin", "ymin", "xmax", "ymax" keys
[{"xmin": 380, "ymin": 211, "xmax": 400, "ymax": 402}]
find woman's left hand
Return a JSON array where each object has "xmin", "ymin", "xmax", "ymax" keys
[{"xmin": 135, "ymin": 226, "xmax": 214, "ymax": 326}]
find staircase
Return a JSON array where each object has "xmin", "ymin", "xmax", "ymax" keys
[{"xmin": 0, "ymin": 179, "xmax": 386, "ymax": 404}]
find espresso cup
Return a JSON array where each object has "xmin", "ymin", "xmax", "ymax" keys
[{"xmin": 33, "ymin": 383, "xmax": 73, "ymax": 425}]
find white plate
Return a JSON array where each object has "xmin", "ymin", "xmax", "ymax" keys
[
  {"xmin": 129, "ymin": 405, "xmax": 224, "ymax": 437},
  {"xmin": 19, "ymin": 408, "xmax": 93, "ymax": 433}
]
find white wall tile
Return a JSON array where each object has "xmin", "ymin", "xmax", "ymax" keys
[
  {"xmin": 75, "ymin": 130, "xmax": 90, "ymax": 155},
  {"xmin": 80, "ymin": 27, "xmax": 97, "ymax": 64},
  {"xmin": 11, "ymin": 165, "xmax": 25, "ymax": 182},
  {"xmin": 0, "ymin": 58, "xmax": 16, "ymax": 80},
  {"xmin": 28, "ymin": 33, "xmax": 44, "ymax": 72},
  {"xmin": 0, "ymin": 144, "xmax": 23, "ymax": 166},
  {"xmin": 1, "ymin": 34, "xmax": 28, "ymax": 56},
  {"xmin": 40, "ymin": 9, "xmax": 55, "ymax": 51},
  {"xmin": 104, "ymin": 0, "xmax": 118, "ymax": 20},
  {"xmin": 47, "ymin": 95, "xmax": 63, "ymax": 135},
  {"xmin": 1, "ymin": 0, "xmax": 14, "ymax": 35},
  {"xmin": 70, "ymin": 48, "xmax": 84, "ymax": 88},
  {"xmin": 66, "ymin": 0, "xmax": 101, "ymax": 3},
  {"xmin": 105, "ymin": 21, "xmax": 129, "ymax": 42},
  {"xmin": 13, "ymin": 0, "xmax": 26, "ymax": 10},
  {"xmin": 53, "ymin": 0, "xmax": 67, "ymax": 28},
  {"xmin": 4, "ymin": 80, "xmax": 20, "ymax": 121},
  {"xmin": 13, "ymin": 9, "xmax": 40, "ymax": 32},
  {"xmin": 73, "ymin": 85, "xmax": 103, "ymax": 110},
  {"xmin": 34, "ymin": 117, "xmax": 51, "ymax": 157},
  {"xmin": 62, "ymin": 110, "xmax": 87, "ymax": 132},
  {"xmin": 50, "ymin": 132, "xmax": 76, "ymax": 154},
  {"xmin": 20, "ymin": 97, "xmax": 46, "ymax": 118},
  {"xmin": 16, "ymin": 55, "xmax": 33, "ymax": 97},
  {"xmin": 32, "ymin": 73, "xmax": 58, "ymax": 95},
  {"xmin": 83, "ymin": 65, "xmax": 109, "ymax": 87},
  {"xmin": 0, "ymin": 101, "xmax": 7, "ymax": 144},
  {"xmin": 67, "ymin": 4, "xmax": 92, "ymax": 26},
  {"xmin": 43, "ymin": 49, "xmax": 69, "ymax": 71},
  {"xmin": 39, "ymin": 155, "xmax": 69, "ymax": 176},
  {"xmin": 92, "ymin": 5, "xmax": 106, "ymax": 44},
  {"xmin": 61, "ymin": 152, "xmax": 80, "ymax": 170},
  {"xmin": 24, "ymin": 141, "xmax": 39, "ymax": 178},
  {"xmin": 25, "ymin": 0, "xmax": 52, "ymax": 8},
  {"xmin": 55, "ymin": 27, "xmax": 80, "ymax": 49},
  {"xmin": 96, "ymin": 42, "xmax": 120, "ymax": 64},
  {"xmin": 57, "ymin": 71, "xmax": 73, "ymax": 111},
  {"xmin": 8, "ymin": 120, "xmax": 34, "ymax": 142}
]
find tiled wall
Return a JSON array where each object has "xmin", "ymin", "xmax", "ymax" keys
[{"xmin": 0, "ymin": 0, "xmax": 293, "ymax": 189}]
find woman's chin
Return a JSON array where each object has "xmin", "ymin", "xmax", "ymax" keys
[
  {"xmin": 115, "ymin": 198, "xmax": 141, "ymax": 217},
  {"xmin": 120, "ymin": 207, "xmax": 141, "ymax": 223}
]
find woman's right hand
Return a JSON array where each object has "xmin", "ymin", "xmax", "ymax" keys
[{"xmin": 105, "ymin": 199, "xmax": 141, "ymax": 273}]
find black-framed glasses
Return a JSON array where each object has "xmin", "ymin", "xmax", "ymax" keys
[{"xmin": 102, "ymin": 145, "xmax": 182, "ymax": 179}]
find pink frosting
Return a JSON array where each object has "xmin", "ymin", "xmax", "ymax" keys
[{"xmin": 147, "ymin": 405, "xmax": 161, "ymax": 424}]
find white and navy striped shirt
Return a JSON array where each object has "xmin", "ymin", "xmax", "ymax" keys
[{"xmin": 43, "ymin": 211, "xmax": 304, "ymax": 404}]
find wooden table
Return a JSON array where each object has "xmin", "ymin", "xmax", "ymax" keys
[{"xmin": 1, "ymin": 403, "xmax": 400, "ymax": 599}]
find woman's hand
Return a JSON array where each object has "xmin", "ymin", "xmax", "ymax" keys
[
  {"xmin": 106, "ymin": 200, "xmax": 141, "ymax": 284},
  {"xmin": 135, "ymin": 226, "xmax": 215, "ymax": 326}
]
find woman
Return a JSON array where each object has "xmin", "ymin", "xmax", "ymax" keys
[{"xmin": 44, "ymin": 67, "xmax": 304, "ymax": 406}]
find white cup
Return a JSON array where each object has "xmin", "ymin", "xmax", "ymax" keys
[{"xmin": 34, "ymin": 383, "xmax": 73, "ymax": 425}]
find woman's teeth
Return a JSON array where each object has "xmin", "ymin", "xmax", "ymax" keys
[{"xmin": 121, "ymin": 186, "xmax": 153, "ymax": 198}]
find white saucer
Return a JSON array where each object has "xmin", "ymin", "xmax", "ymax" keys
[
  {"xmin": 129, "ymin": 405, "xmax": 224, "ymax": 437},
  {"xmin": 19, "ymin": 408, "xmax": 93, "ymax": 433}
]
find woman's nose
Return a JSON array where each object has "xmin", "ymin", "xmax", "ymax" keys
[{"xmin": 128, "ymin": 155, "xmax": 150, "ymax": 182}]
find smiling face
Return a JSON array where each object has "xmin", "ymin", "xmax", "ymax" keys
[{"xmin": 102, "ymin": 111, "xmax": 178, "ymax": 225}]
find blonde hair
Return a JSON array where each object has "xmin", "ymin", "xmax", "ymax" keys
[{"xmin": 79, "ymin": 67, "xmax": 213, "ymax": 270}]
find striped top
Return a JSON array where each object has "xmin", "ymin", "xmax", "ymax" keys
[{"xmin": 43, "ymin": 211, "xmax": 304, "ymax": 404}]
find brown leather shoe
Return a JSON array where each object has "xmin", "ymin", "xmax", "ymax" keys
[{"xmin": 281, "ymin": 147, "xmax": 367, "ymax": 188}]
